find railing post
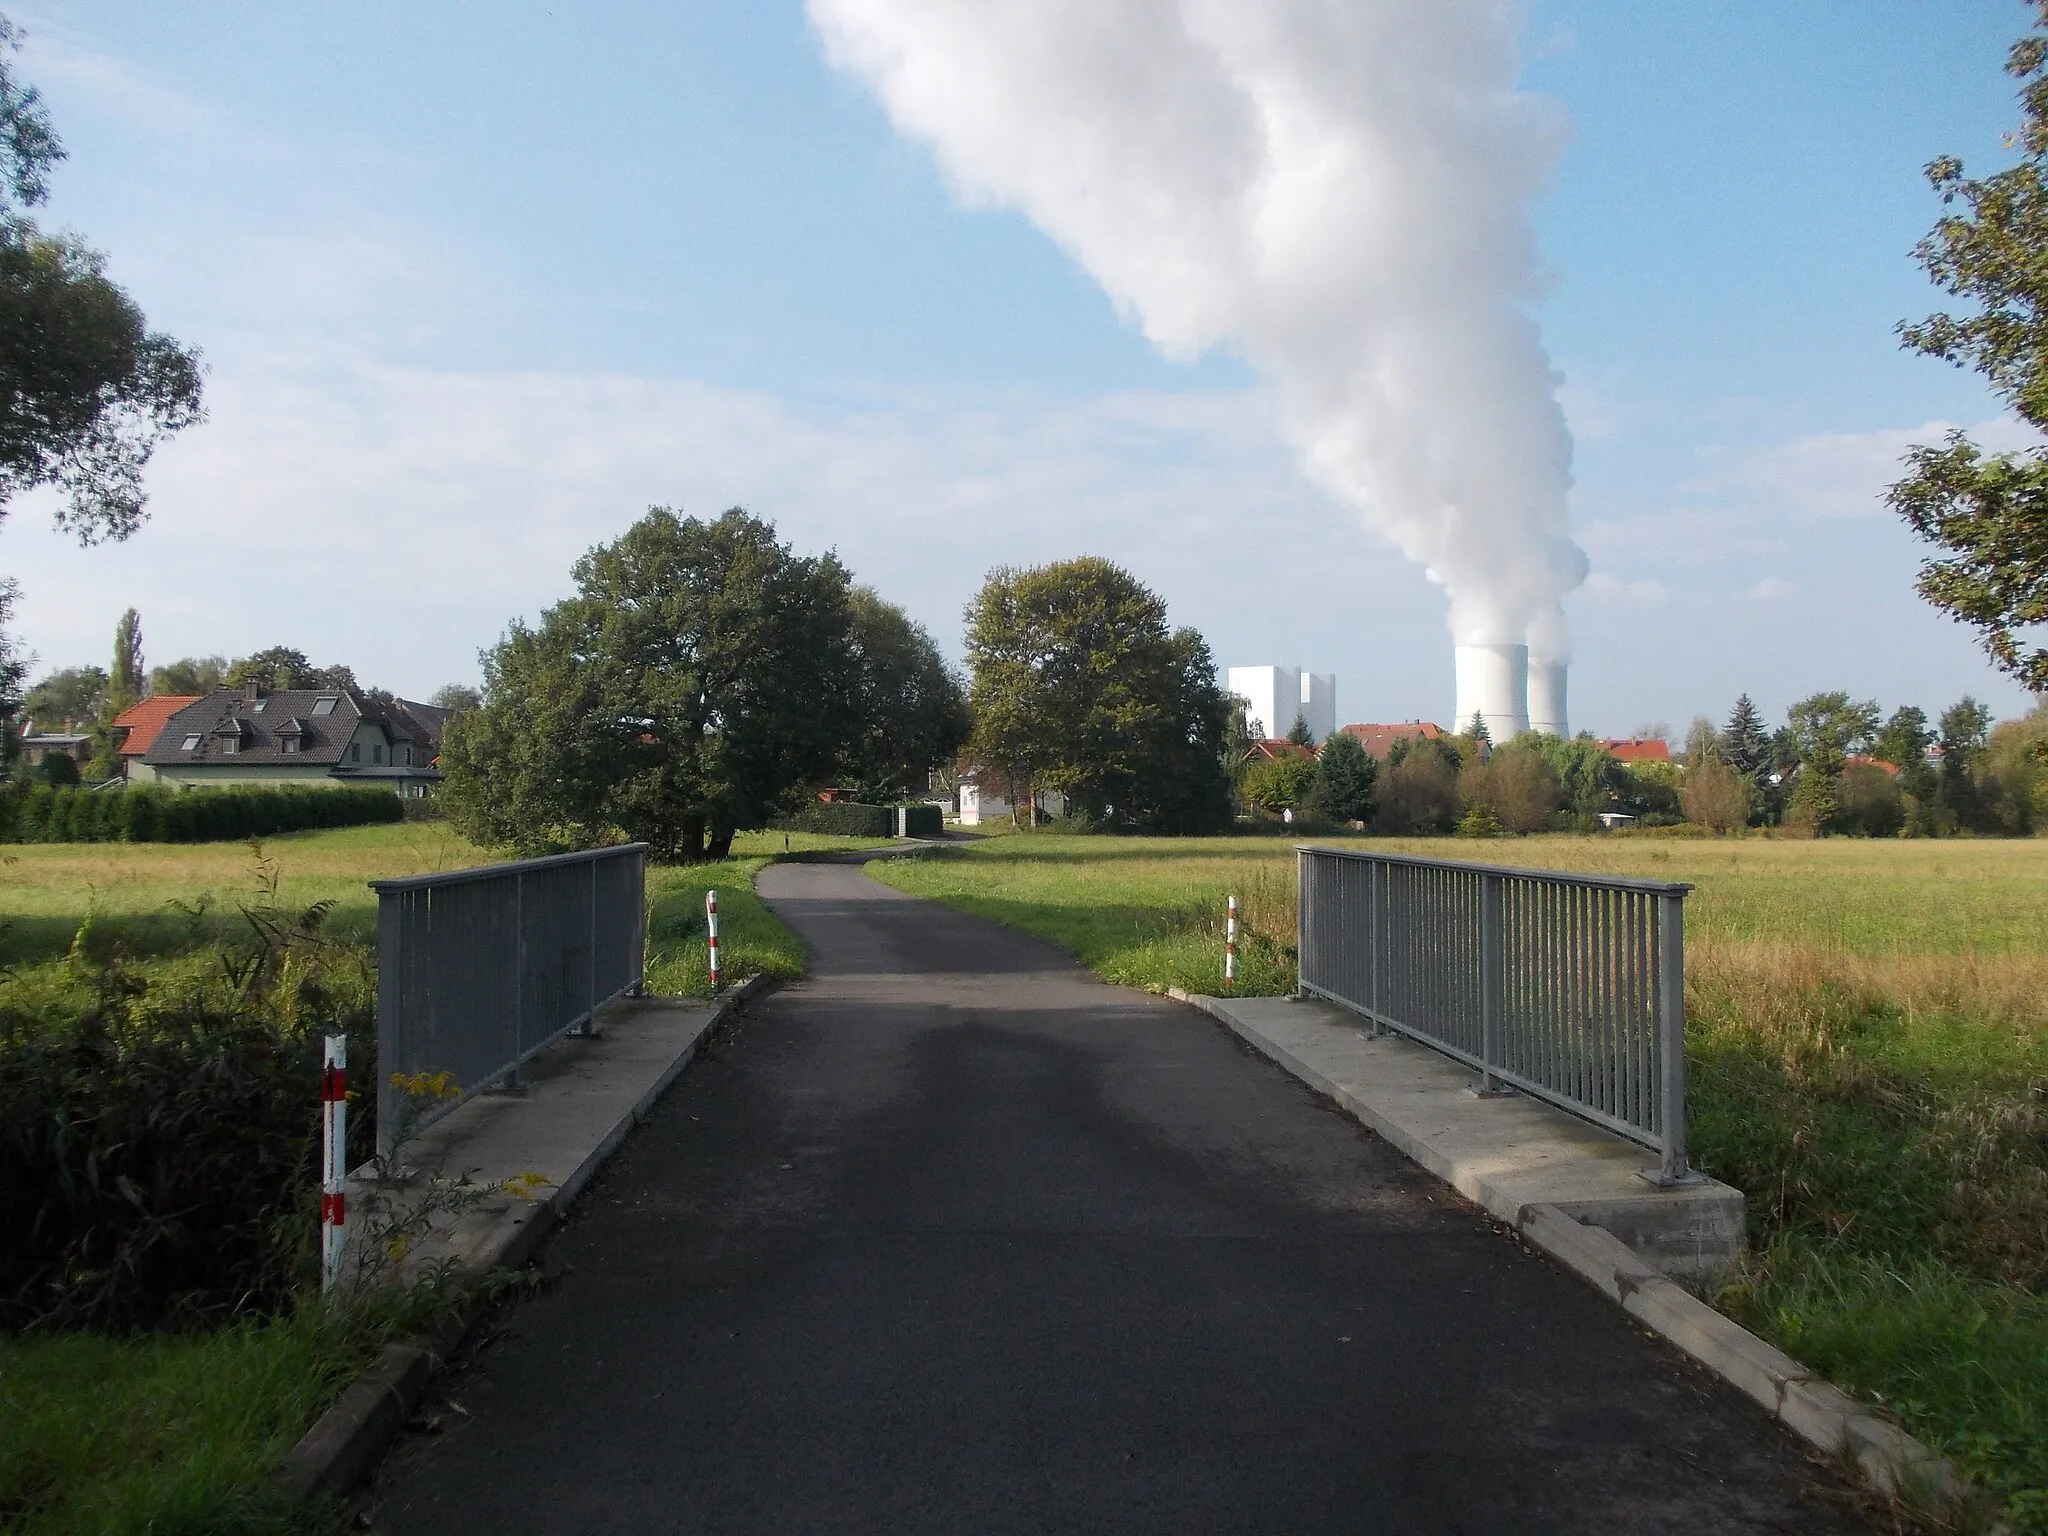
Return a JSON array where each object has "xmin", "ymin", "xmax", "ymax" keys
[
  {"xmin": 375, "ymin": 890, "xmax": 399, "ymax": 1167},
  {"xmin": 1295, "ymin": 848, "xmax": 1308, "ymax": 998},
  {"xmin": 1651, "ymin": 888, "xmax": 1692, "ymax": 1185},
  {"xmin": 1478, "ymin": 871, "xmax": 1505, "ymax": 1094}
]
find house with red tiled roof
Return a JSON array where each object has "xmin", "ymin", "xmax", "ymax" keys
[
  {"xmin": 1239, "ymin": 737, "xmax": 1317, "ymax": 766},
  {"xmin": 1337, "ymin": 721, "xmax": 1448, "ymax": 761},
  {"xmin": 1845, "ymin": 754, "xmax": 1901, "ymax": 779},
  {"xmin": 112, "ymin": 695, "xmax": 202, "ymax": 780},
  {"xmin": 1599, "ymin": 737, "xmax": 1672, "ymax": 765}
]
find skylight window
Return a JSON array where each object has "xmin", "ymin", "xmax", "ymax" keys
[
  {"xmin": 311, "ymin": 697, "xmax": 338, "ymax": 716},
  {"xmin": 181, "ymin": 733, "xmax": 201, "ymax": 751},
  {"xmin": 251, "ymin": 699, "xmax": 267, "ymax": 712}
]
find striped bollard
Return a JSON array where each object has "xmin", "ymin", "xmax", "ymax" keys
[
  {"xmin": 1225, "ymin": 895, "xmax": 1238, "ymax": 990},
  {"xmin": 320, "ymin": 1035, "xmax": 347, "ymax": 1293},
  {"xmin": 706, "ymin": 888, "xmax": 721, "ymax": 991}
]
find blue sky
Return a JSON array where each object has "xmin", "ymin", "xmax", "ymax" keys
[{"xmin": 2, "ymin": 0, "xmax": 2040, "ymax": 735}]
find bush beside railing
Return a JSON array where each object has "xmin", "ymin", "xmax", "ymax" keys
[{"xmin": 0, "ymin": 783, "xmax": 403, "ymax": 844}]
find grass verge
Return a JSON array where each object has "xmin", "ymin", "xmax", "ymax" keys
[{"xmin": 870, "ymin": 830, "xmax": 2048, "ymax": 1527}]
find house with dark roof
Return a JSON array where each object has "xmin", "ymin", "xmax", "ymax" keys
[{"xmin": 139, "ymin": 686, "xmax": 444, "ymax": 796}]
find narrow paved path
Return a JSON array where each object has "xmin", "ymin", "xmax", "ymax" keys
[{"xmin": 373, "ymin": 857, "xmax": 1866, "ymax": 1534}]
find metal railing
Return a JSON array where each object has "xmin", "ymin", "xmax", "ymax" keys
[
  {"xmin": 370, "ymin": 844, "xmax": 647, "ymax": 1161},
  {"xmin": 1295, "ymin": 845, "xmax": 1696, "ymax": 1184}
]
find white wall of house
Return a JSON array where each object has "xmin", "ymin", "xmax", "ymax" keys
[{"xmin": 958, "ymin": 782, "xmax": 1066, "ymax": 825}]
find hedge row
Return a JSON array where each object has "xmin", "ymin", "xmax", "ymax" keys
[
  {"xmin": 773, "ymin": 800, "xmax": 895, "ymax": 837},
  {"xmin": 0, "ymin": 782, "xmax": 403, "ymax": 844},
  {"xmin": 900, "ymin": 803, "xmax": 943, "ymax": 838}
]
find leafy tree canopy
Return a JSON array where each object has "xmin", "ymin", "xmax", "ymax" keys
[
  {"xmin": 148, "ymin": 655, "xmax": 225, "ymax": 697},
  {"xmin": 1873, "ymin": 705, "xmax": 1934, "ymax": 769},
  {"xmin": 1786, "ymin": 691, "xmax": 1881, "ymax": 774},
  {"xmin": 1887, "ymin": 3, "xmax": 2048, "ymax": 687},
  {"xmin": 963, "ymin": 557, "xmax": 1231, "ymax": 833},
  {"xmin": 428, "ymin": 682, "xmax": 482, "ymax": 715},
  {"xmin": 23, "ymin": 663, "xmax": 104, "ymax": 729},
  {"xmin": 442, "ymin": 507, "xmax": 856, "ymax": 860},
  {"xmin": 224, "ymin": 647, "xmax": 355, "ymax": 693},
  {"xmin": 106, "ymin": 606, "xmax": 141, "ymax": 716},
  {"xmin": 839, "ymin": 586, "xmax": 969, "ymax": 801},
  {"xmin": 0, "ymin": 17, "xmax": 203, "ymax": 543}
]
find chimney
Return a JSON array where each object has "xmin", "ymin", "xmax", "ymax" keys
[{"xmin": 1527, "ymin": 661, "xmax": 1568, "ymax": 738}]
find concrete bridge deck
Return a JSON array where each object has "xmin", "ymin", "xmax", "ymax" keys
[{"xmin": 370, "ymin": 856, "xmax": 1869, "ymax": 1534}]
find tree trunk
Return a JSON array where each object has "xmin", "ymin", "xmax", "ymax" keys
[
  {"xmin": 705, "ymin": 823, "xmax": 736, "ymax": 860},
  {"xmin": 674, "ymin": 814, "xmax": 706, "ymax": 863}
]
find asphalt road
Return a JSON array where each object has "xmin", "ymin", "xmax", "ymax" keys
[{"xmin": 372, "ymin": 855, "xmax": 1868, "ymax": 1535}]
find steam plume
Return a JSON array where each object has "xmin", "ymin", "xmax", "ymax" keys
[{"xmin": 809, "ymin": 0, "xmax": 1587, "ymax": 649}]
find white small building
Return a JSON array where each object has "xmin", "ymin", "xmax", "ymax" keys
[
  {"xmin": 1227, "ymin": 665, "xmax": 1336, "ymax": 742},
  {"xmin": 958, "ymin": 779, "xmax": 1066, "ymax": 826}
]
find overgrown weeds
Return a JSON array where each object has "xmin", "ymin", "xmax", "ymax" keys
[{"xmin": 0, "ymin": 845, "xmax": 377, "ymax": 1332}]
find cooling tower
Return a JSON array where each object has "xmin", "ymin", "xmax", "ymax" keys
[
  {"xmin": 1526, "ymin": 661, "xmax": 1568, "ymax": 738},
  {"xmin": 1454, "ymin": 644, "xmax": 1529, "ymax": 741}
]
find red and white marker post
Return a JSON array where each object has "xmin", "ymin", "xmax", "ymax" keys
[
  {"xmin": 1225, "ymin": 895, "xmax": 1238, "ymax": 991},
  {"xmin": 320, "ymin": 1034, "xmax": 347, "ymax": 1293},
  {"xmin": 706, "ymin": 888, "xmax": 721, "ymax": 992}
]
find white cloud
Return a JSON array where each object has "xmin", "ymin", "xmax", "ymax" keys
[
  {"xmin": 3, "ymin": 351, "xmax": 1442, "ymax": 701},
  {"xmin": 1747, "ymin": 576, "xmax": 1797, "ymax": 600}
]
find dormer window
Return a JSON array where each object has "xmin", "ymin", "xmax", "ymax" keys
[{"xmin": 281, "ymin": 737, "xmax": 300, "ymax": 754}]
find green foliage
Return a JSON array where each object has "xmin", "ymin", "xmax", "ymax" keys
[
  {"xmin": 1459, "ymin": 741, "xmax": 1560, "ymax": 834},
  {"xmin": 34, "ymin": 748, "xmax": 75, "ymax": 787},
  {"xmin": 222, "ymin": 647, "xmax": 354, "ymax": 693},
  {"xmin": 1838, "ymin": 762, "xmax": 1907, "ymax": 837},
  {"xmin": 0, "ymin": 783, "xmax": 401, "ymax": 844},
  {"xmin": 1722, "ymin": 694, "xmax": 1770, "ymax": 782},
  {"xmin": 1463, "ymin": 709, "xmax": 1491, "ymax": 746},
  {"xmin": 1374, "ymin": 737, "xmax": 1461, "ymax": 833},
  {"xmin": 0, "ymin": 893, "xmax": 375, "ymax": 1331},
  {"xmin": 839, "ymin": 586, "xmax": 969, "ymax": 801},
  {"xmin": 1306, "ymin": 730, "xmax": 1377, "ymax": 824},
  {"xmin": 148, "ymin": 655, "xmax": 225, "ymax": 697},
  {"xmin": 963, "ymin": 557, "xmax": 1231, "ymax": 833},
  {"xmin": 1887, "ymin": 5, "xmax": 2048, "ymax": 690},
  {"xmin": 1240, "ymin": 751, "xmax": 1317, "ymax": 814},
  {"xmin": 1682, "ymin": 755, "xmax": 1753, "ymax": 833},
  {"xmin": 427, "ymin": 681, "xmax": 481, "ymax": 715},
  {"xmin": 443, "ymin": 507, "xmax": 856, "ymax": 861},
  {"xmin": 1785, "ymin": 766, "xmax": 1841, "ymax": 835},
  {"xmin": 1786, "ymin": 690, "xmax": 1880, "ymax": 776},
  {"xmin": 22, "ymin": 664, "xmax": 105, "ymax": 732},
  {"xmin": 1283, "ymin": 713, "xmax": 1315, "ymax": 747},
  {"xmin": 1454, "ymin": 802, "xmax": 1503, "ymax": 837},
  {"xmin": 106, "ymin": 607, "xmax": 142, "ymax": 717},
  {"xmin": 773, "ymin": 799, "xmax": 894, "ymax": 838},
  {"xmin": 899, "ymin": 803, "xmax": 943, "ymax": 838},
  {"xmin": 0, "ymin": 23, "xmax": 203, "ymax": 544}
]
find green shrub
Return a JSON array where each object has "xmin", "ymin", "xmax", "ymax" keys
[
  {"xmin": 774, "ymin": 799, "xmax": 894, "ymax": 837},
  {"xmin": 0, "ymin": 783, "xmax": 403, "ymax": 845},
  {"xmin": 0, "ymin": 939, "xmax": 376, "ymax": 1331}
]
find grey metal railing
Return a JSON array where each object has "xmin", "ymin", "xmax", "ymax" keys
[
  {"xmin": 1295, "ymin": 845, "xmax": 1696, "ymax": 1184},
  {"xmin": 370, "ymin": 844, "xmax": 647, "ymax": 1161}
]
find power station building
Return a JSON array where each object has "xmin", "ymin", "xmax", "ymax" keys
[
  {"xmin": 1453, "ymin": 645, "xmax": 1568, "ymax": 741},
  {"xmin": 1227, "ymin": 666, "xmax": 1335, "ymax": 742}
]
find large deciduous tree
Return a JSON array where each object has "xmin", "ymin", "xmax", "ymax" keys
[
  {"xmin": 1886, "ymin": 3, "xmax": 2048, "ymax": 688},
  {"xmin": 224, "ymin": 647, "xmax": 355, "ymax": 693},
  {"xmin": 442, "ymin": 507, "xmax": 855, "ymax": 860},
  {"xmin": 962, "ymin": 557, "xmax": 1231, "ymax": 833},
  {"xmin": 22, "ymin": 662, "xmax": 103, "ymax": 729},
  {"xmin": 839, "ymin": 586, "xmax": 969, "ymax": 801},
  {"xmin": 0, "ymin": 18, "xmax": 202, "ymax": 543},
  {"xmin": 147, "ymin": 654, "xmax": 224, "ymax": 696}
]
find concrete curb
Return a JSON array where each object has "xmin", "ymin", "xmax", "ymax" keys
[
  {"xmin": 1164, "ymin": 985, "xmax": 1985, "ymax": 1528},
  {"xmin": 273, "ymin": 973, "xmax": 771, "ymax": 1508}
]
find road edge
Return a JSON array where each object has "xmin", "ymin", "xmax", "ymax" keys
[
  {"xmin": 1163, "ymin": 984, "xmax": 1992, "ymax": 1531},
  {"xmin": 272, "ymin": 972, "xmax": 773, "ymax": 1508}
]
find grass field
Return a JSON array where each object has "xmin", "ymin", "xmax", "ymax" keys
[
  {"xmin": 870, "ymin": 831, "xmax": 2048, "ymax": 1527},
  {"xmin": 0, "ymin": 821, "xmax": 881, "ymax": 1534}
]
